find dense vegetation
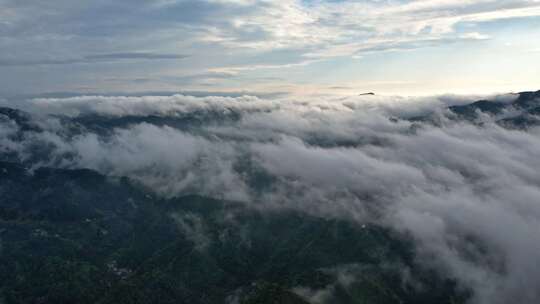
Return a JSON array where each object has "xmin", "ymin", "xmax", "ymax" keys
[
  {"xmin": 0, "ymin": 161, "xmax": 466, "ymax": 303},
  {"xmin": 1, "ymin": 91, "xmax": 539, "ymax": 303}
]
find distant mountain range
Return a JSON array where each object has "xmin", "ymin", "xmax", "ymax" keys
[{"xmin": 406, "ymin": 90, "xmax": 540, "ymax": 129}]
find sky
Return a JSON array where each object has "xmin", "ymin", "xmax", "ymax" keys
[{"xmin": 1, "ymin": 0, "xmax": 540, "ymax": 97}]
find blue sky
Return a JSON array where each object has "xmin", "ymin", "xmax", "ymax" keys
[{"xmin": 1, "ymin": 0, "xmax": 539, "ymax": 96}]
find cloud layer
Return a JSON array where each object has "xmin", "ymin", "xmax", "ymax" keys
[{"xmin": 1, "ymin": 92, "xmax": 540, "ymax": 303}]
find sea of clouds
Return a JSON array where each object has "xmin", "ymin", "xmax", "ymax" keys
[{"xmin": 1, "ymin": 93, "xmax": 539, "ymax": 304}]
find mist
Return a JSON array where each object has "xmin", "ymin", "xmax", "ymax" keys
[{"xmin": 1, "ymin": 92, "xmax": 539, "ymax": 304}]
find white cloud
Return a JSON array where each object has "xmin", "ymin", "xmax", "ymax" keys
[
  {"xmin": 2, "ymin": 90, "xmax": 540, "ymax": 304},
  {"xmin": 25, "ymin": 94, "xmax": 277, "ymax": 117},
  {"xmin": 199, "ymin": 0, "xmax": 540, "ymax": 59},
  {"xmin": 1, "ymin": 0, "xmax": 539, "ymax": 94}
]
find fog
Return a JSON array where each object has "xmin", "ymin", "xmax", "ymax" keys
[{"xmin": 1, "ymin": 92, "xmax": 539, "ymax": 303}]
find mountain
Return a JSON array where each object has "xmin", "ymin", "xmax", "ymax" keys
[
  {"xmin": 0, "ymin": 161, "xmax": 465, "ymax": 304},
  {"xmin": 448, "ymin": 90, "xmax": 540, "ymax": 128},
  {"xmin": 1, "ymin": 90, "xmax": 539, "ymax": 303}
]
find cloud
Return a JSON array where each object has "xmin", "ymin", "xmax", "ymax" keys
[
  {"xmin": 1, "ymin": 0, "xmax": 539, "ymax": 96},
  {"xmin": 2, "ymin": 92, "xmax": 540, "ymax": 303},
  {"xmin": 196, "ymin": 0, "xmax": 540, "ymax": 57},
  {"xmin": 83, "ymin": 52, "xmax": 189, "ymax": 60},
  {"xmin": 171, "ymin": 212, "xmax": 211, "ymax": 251},
  {"xmin": 0, "ymin": 52, "xmax": 189, "ymax": 66},
  {"xmin": 459, "ymin": 32, "xmax": 491, "ymax": 40},
  {"xmin": 2, "ymin": 0, "xmax": 539, "ymax": 71},
  {"xmin": 22, "ymin": 94, "xmax": 276, "ymax": 117}
]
